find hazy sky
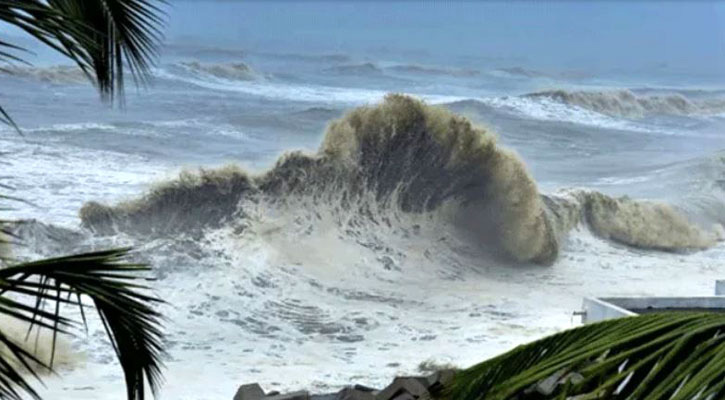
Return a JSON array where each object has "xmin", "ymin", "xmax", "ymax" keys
[
  {"xmin": 166, "ymin": 1, "xmax": 725, "ymax": 75},
  {"xmin": 2, "ymin": 1, "xmax": 724, "ymax": 77}
]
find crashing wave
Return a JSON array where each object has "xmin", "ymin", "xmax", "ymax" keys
[
  {"xmin": 524, "ymin": 89, "xmax": 725, "ymax": 118},
  {"xmin": 81, "ymin": 95, "xmax": 720, "ymax": 265},
  {"xmin": 495, "ymin": 67, "xmax": 546, "ymax": 78},
  {"xmin": 544, "ymin": 190, "xmax": 718, "ymax": 251},
  {"xmin": 0, "ymin": 65, "xmax": 88, "ymax": 84},
  {"xmin": 495, "ymin": 67, "xmax": 593, "ymax": 80},
  {"xmin": 176, "ymin": 61, "xmax": 256, "ymax": 81},
  {"xmin": 258, "ymin": 51, "xmax": 350, "ymax": 63},
  {"xmin": 324, "ymin": 63, "xmax": 383, "ymax": 75},
  {"xmin": 387, "ymin": 64, "xmax": 479, "ymax": 77}
]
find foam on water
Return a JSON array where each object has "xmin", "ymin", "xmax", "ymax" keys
[
  {"xmin": 80, "ymin": 96, "xmax": 721, "ymax": 265},
  {"xmin": 153, "ymin": 68, "xmax": 466, "ymax": 105},
  {"xmin": 0, "ymin": 65, "xmax": 88, "ymax": 84},
  {"xmin": 0, "ymin": 134, "xmax": 170, "ymax": 227},
  {"xmin": 4, "ymin": 93, "xmax": 724, "ymax": 400},
  {"xmin": 4, "ymin": 26, "xmax": 725, "ymax": 398},
  {"xmin": 525, "ymin": 89, "xmax": 725, "ymax": 118},
  {"xmin": 176, "ymin": 61, "xmax": 257, "ymax": 81},
  {"xmin": 460, "ymin": 96, "xmax": 659, "ymax": 133}
]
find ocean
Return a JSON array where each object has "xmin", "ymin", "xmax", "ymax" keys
[{"xmin": 2, "ymin": 1, "xmax": 725, "ymax": 399}]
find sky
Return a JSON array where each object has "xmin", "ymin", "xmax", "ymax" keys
[
  {"xmin": 164, "ymin": 1, "xmax": 725, "ymax": 75},
  {"xmin": 1, "ymin": 1, "xmax": 725, "ymax": 77}
]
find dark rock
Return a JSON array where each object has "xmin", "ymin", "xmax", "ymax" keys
[
  {"xmin": 267, "ymin": 391, "xmax": 310, "ymax": 400},
  {"xmin": 375, "ymin": 377, "xmax": 430, "ymax": 400},
  {"xmin": 336, "ymin": 387, "xmax": 376, "ymax": 400},
  {"xmin": 310, "ymin": 393, "xmax": 337, "ymax": 400},
  {"xmin": 233, "ymin": 383, "xmax": 265, "ymax": 400},
  {"xmin": 353, "ymin": 385, "xmax": 377, "ymax": 393},
  {"xmin": 426, "ymin": 370, "xmax": 456, "ymax": 388},
  {"xmin": 425, "ymin": 370, "xmax": 456, "ymax": 395}
]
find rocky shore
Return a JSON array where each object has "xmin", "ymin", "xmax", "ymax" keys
[{"xmin": 233, "ymin": 370, "xmax": 456, "ymax": 400}]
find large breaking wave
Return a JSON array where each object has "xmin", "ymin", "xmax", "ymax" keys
[
  {"xmin": 0, "ymin": 61, "xmax": 259, "ymax": 85},
  {"xmin": 175, "ymin": 61, "xmax": 257, "ymax": 81},
  {"xmin": 525, "ymin": 89, "xmax": 725, "ymax": 118},
  {"xmin": 0, "ymin": 65, "xmax": 88, "ymax": 84},
  {"xmin": 80, "ymin": 95, "xmax": 721, "ymax": 266}
]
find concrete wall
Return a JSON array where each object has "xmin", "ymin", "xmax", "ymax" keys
[
  {"xmin": 582, "ymin": 297, "xmax": 636, "ymax": 323},
  {"xmin": 582, "ymin": 296, "xmax": 725, "ymax": 324},
  {"xmin": 603, "ymin": 296, "xmax": 725, "ymax": 312},
  {"xmin": 716, "ymin": 280, "xmax": 725, "ymax": 296}
]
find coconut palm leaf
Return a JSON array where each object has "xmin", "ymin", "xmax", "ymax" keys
[
  {"xmin": 0, "ymin": 106, "xmax": 19, "ymax": 133},
  {"xmin": 444, "ymin": 312, "xmax": 725, "ymax": 400},
  {"xmin": 0, "ymin": 248, "xmax": 165, "ymax": 400},
  {"xmin": 44, "ymin": 0, "xmax": 166, "ymax": 103},
  {"xmin": 0, "ymin": 0, "xmax": 165, "ymax": 128},
  {"xmin": 0, "ymin": 1, "xmax": 91, "ymax": 63}
]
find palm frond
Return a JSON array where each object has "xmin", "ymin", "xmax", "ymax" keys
[
  {"xmin": 444, "ymin": 312, "xmax": 725, "ymax": 400},
  {"xmin": 46, "ymin": 0, "xmax": 167, "ymax": 103},
  {"xmin": 0, "ymin": 0, "xmax": 165, "ymax": 129},
  {"xmin": 0, "ymin": 105, "xmax": 20, "ymax": 134},
  {"xmin": 0, "ymin": 248, "xmax": 165, "ymax": 400},
  {"xmin": 0, "ymin": 175, "xmax": 19, "ymax": 266},
  {"xmin": 0, "ymin": 1, "xmax": 92, "ymax": 65}
]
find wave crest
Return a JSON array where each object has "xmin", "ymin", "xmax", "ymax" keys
[
  {"xmin": 547, "ymin": 190, "xmax": 719, "ymax": 251},
  {"xmin": 525, "ymin": 89, "xmax": 725, "ymax": 118},
  {"xmin": 324, "ymin": 63, "xmax": 383, "ymax": 75},
  {"xmin": 0, "ymin": 65, "xmax": 88, "ymax": 84},
  {"xmin": 176, "ymin": 61, "xmax": 256, "ymax": 81},
  {"xmin": 388, "ymin": 64, "xmax": 479, "ymax": 77},
  {"xmin": 81, "ymin": 95, "xmax": 719, "ymax": 265}
]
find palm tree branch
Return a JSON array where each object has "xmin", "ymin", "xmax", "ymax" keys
[
  {"xmin": 45, "ymin": 0, "xmax": 166, "ymax": 103},
  {"xmin": 443, "ymin": 313, "xmax": 725, "ymax": 400},
  {"xmin": 0, "ymin": 0, "xmax": 165, "ymax": 129},
  {"xmin": 0, "ymin": 248, "xmax": 165, "ymax": 400}
]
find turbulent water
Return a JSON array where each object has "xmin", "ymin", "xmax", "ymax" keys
[
  {"xmin": 3, "ymin": 2, "xmax": 725, "ymax": 399},
  {"xmin": 78, "ymin": 95, "xmax": 721, "ymax": 267},
  {"xmin": 525, "ymin": 89, "xmax": 725, "ymax": 118}
]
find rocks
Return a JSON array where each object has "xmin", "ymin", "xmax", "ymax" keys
[
  {"xmin": 336, "ymin": 387, "xmax": 375, "ymax": 400},
  {"xmin": 374, "ymin": 370, "xmax": 455, "ymax": 400},
  {"xmin": 268, "ymin": 391, "xmax": 310, "ymax": 400},
  {"xmin": 524, "ymin": 369, "xmax": 587, "ymax": 397},
  {"xmin": 376, "ymin": 378, "xmax": 430, "ymax": 400},
  {"xmin": 425, "ymin": 370, "xmax": 456, "ymax": 389},
  {"xmin": 233, "ymin": 369, "xmax": 458, "ymax": 400},
  {"xmin": 232, "ymin": 385, "xmax": 308, "ymax": 400},
  {"xmin": 234, "ymin": 384, "xmax": 265, "ymax": 400}
]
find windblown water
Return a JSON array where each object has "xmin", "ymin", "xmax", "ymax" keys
[{"xmin": 3, "ymin": 2, "xmax": 725, "ymax": 399}]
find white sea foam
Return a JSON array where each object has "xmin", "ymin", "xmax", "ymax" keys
[
  {"xmin": 154, "ymin": 68, "xmax": 465, "ymax": 105},
  {"xmin": 525, "ymin": 89, "xmax": 725, "ymax": 118},
  {"xmin": 6, "ymin": 96, "xmax": 725, "ymax": 400},
  {"xmin": 477, "ymin": 96, "xmax": 659, "ymax": 133}
]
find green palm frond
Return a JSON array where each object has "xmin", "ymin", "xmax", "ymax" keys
[
  {"xmin": 0, "ymin": 106, "xmax": 20, "ymax": 133},
  {"xmin": 0, "ymin": 0, "xmax": 166, "ymax": 129},
  {"xmin": 444, "ymin": 312, "xmax": 725, "ymax": 400},
  {"xmin": 0, "ymin": 180, "xmax": 19, "ymax": 266},
  {"xmin": 0, "ymin": 1, "xmax": 91, "ymax": 64},
  {"xmin": 45, "ymin": 0, "xmax": 167, "ymax": 103},
  {"xmin": 0, "ymin": 248, "xmax": 165, "ymax": 400}
]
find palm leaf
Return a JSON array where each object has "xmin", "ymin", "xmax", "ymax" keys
[
  {"xmin": 45, "ymin": 0, "xmax": 167, "ymax": 103},
  {"xmin": 0, "ymin": 248, "xmax": 165, "ymax": 400},
  {"xmin": 0, "ymin": 178, "xmax": 19, "ymax": 266},
  {"xmin": 443, "ymin": 312, "xmax": 725, "ymax": 400},
  {"xmin": 0, "ymin": 0, "xmax": 165, "ymax": 129},
  {"xmin": 0, "ymin": 1, "xmax": 91, "ymax": 63}
]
